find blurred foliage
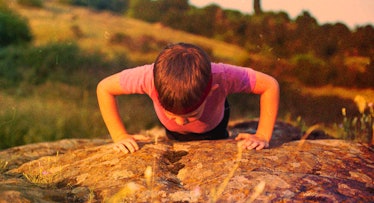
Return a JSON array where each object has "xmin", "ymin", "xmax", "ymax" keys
[
  {"xmin": 60, "ymin": 0, "xmax": 129, "ymax": 13},
  {"xmin": 0, "ymin": 42, "xmax": 133, "ymax": 149},
  {"xmin": 0, "ymin": 85, "xmax": 106, "ymax": 149},
  {"xmin": 290, "ymin": 54, "xmax": 330, "ymax": 86},
  {"xmin": 340, "ymin": 96, "xmax": 373, "ymax": 143},
  {"xmin": 63, "ymin": 0, "xmax": 374, "ymax": 88},
  {"xmin": 17, "ymin": 0, "xmax": 43, "ymax": 7},
  {"xmin": 0, "ymin": 2, "xmax": 32, "ymax": 46},
  {"xmin": 0, "ymin": 42, "xmax": 129, "ymax": 88}
]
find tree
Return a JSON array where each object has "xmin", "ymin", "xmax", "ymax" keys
[
  {"xmin": 254, "ymin": 0, "xmax": 262, "ymax": 15},
  {"xmin": 127, "ymin": 0, "xmax": 161, "ymax": 22},
  {"xmin": 159, "ymin": 0, "xmax": 189, "ymax": 29}
]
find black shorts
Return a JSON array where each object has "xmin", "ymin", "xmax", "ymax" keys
[{"xmin": 164, "ymin": 100, "xmax": 230, "ymax": 141}]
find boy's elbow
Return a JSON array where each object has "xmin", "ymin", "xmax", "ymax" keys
[
  {"xmin": 271, "ymin": 77, "xmax": 280, "ymax": 92},
  {"xmin": 270, "ymin": 77, "xmax": 280, "ymax": 97},
  {"xmin": 96, "ymin": 80, "xmax": 104, "ymax": 94},
  {"xmin": 96, "ymin": 79, "xmax": 109, "ymax": 96}
]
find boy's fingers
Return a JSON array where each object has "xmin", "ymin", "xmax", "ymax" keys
[
  {"xmin": 125, "ymin": 141, "xmax": 137, "ymax": 153},
  {"xmin": 247, "ymin": 141, "xmax": 258, "ymax": 150},
  {"xmin": 113, "ymin": 138, "xmax": 140, "ymax": 154},
  {"xmin": 255, "ymin": 142, "xmax": 265, "ymax": 150},
  {"xmin": 129, "ymin": 139, "xmax": 139, "ymax": 151},
  {"xmin": 243, "ymin": 141, "xmax": 267, "ymax": 150},
  {"xmin": 242, "ymin": 140, "xmax": 254, "ymax": 149},
  {"xmin": 119, "ymin": 144, "xmax": 130, "ymax": 154}
]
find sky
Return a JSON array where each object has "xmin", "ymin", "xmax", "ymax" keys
[{"xmin": 189, "ymin": 0, "xmax": 374, "ymax": 29}]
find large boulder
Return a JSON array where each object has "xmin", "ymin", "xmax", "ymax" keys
[{"xmin": 0, "ymin": 122, "xmax": 373, "ymax": 202}]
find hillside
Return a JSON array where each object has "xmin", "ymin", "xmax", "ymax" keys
[
  {"xmin": 10, "ymin": 1, "xmax": 373, "ymax": 102},
  {"xmin": 9, "ymin": 0, "xmax": 249, "ymax": 65}
]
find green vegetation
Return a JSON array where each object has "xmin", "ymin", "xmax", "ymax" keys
[
  {"xmin": 0, "ymin": 42, "xmax": 127, "ymax": 87},
  {"xmin": 0, "ymin": 1, "xmax": 32, "ymax": 46},
  {"xmin": 340, "ymin": 95, "xmax": 373, "ymax": 143},
  {"xmin": 0, "ymin": 84, "xmax": 107, "ymax": 149},
  {"xmin": 0, "ymin": 41, "xmax": 147, "ymax": 149},
  {"xmin": 17, "ymin": 0, "xmax": 43, "ymax": 8},
  {"xmin": 60, "ymin": 0, "xmax": 128, "ymax": 13},
  {"xmin": 62, "ymin": 0, "xmax": 374, "ymax": 88}
]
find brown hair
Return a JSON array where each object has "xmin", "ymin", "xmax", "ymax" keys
[{"xmin": 154, "ymin": 43, "xmax": 212, "ymax": 114}]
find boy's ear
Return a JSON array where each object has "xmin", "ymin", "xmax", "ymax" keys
[{"xmin": 209, "ymin": 84, "xmax": 219, "ymax": 96}]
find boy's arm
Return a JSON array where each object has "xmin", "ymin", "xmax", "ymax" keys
[
  {"xmin": 236, "ymin": 71, "xmax": 279, "ymax": 150},
  {"xmin": 96, "ymin": 73, "xmax": 139, "ymax": 153}
]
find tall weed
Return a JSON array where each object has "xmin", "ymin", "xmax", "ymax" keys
[{"xmin": 339, "ymin": 95, "xmax": 373, "ymax": 143}]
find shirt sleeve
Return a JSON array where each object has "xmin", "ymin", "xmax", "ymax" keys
[
  {"xmin": 118, "ymin": 64, "xmax": 154, "ymax": 95},
  {"xmin": 219, "ymin": 63, "xmax": 256, "ymax": 94}
]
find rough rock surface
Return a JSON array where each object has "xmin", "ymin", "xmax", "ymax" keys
[{"xmin": 0, "ymin": 121, "xmax": 373, "ymax": 202}]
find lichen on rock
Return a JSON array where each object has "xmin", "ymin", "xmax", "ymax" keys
[{"xmin": 0, "ymin": 122, "xmax": 373, "ymax": 202}]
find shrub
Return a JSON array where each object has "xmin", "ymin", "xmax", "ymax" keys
[
  {"xmin": 17, "ymin": 0, "xmax": 43, "ymax": 7},
  {"xmin": 0, "ymin": 5, "xmax": 32, "ymax": 46},
  {"xmin": 0, "ymin": 47, "xmax": 24, "ymax": 87},
  {"xmin": 62, "ymin": 0, "xmax": 129, "ymax": 13},
  {"xmin": 0, "ymin": 42, "xmax": 129, "ymax": 88},
  {"xmin": 290, "ymin": 54, "xmax": 331, "ymax": 86}
]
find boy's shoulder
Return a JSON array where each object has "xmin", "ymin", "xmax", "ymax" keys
[
  {"xmin": 121, "ymin": 64, "xmax": 154, "ymax": 77},
  {"xmin": 211, "ymin": 62, "xmax": 252, "ymax": 74}
]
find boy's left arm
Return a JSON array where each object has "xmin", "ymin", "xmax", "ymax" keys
[{"xmin": 235, "ymin": 71, "xmax": 279, "ymax": 150}]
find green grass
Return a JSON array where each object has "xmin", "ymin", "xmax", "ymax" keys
[
  {"xmin": 0, "ymin": 83, "xmax": 106, "ymax": 149},
  {"xmin": 0, "ymin": 81, "xmax": 162, "ymax": 149}
]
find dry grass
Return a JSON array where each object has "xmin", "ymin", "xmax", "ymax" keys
[
  {"xmin": 303, "ymin": 85, "xmax": 374, "ymax": 103},
  {"xmin": 0, "ymin": 159, "xmax": 8, "ymax": 173},
  {"xmin": 23, "ymin": 152, "xmax": 63, "ymax": 187}
]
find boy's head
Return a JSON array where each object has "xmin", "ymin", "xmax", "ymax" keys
[{"xmin": 154, "ymin": 43, "xmax": 212, "ymax": 115}]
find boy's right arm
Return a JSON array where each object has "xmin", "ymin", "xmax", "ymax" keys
[{"xmin": 96, "ymin": 73, "xmax": 139, "ymax": 153}]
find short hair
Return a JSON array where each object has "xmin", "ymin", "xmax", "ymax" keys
[{"xmin": 154, "ymin": 43, "xmax": 212, "ymax": 114}]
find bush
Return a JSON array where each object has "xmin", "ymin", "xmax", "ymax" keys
[
  {"xmin": 0, "ymin": 47, "xmax": 25, "ymax": 87},
  {"xmin": 0, "ymin": 42, "xmax": 129, "ymax": 88},
  {"xmin": 290, "ymin": 54, "xmax": 331, "ymax": 86},
  {"xmin": 62, "ymin": 0, "xmax": 129, "ymax": 13},
  {"xmin": 17, "ymin": 0, "xmax": 43, "ymax": 7},
  {"xmin": 0, "ymin": 5, "xmax": 32, "ymax": 46}
]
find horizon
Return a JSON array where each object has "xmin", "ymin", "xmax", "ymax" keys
[{"xmin": 189, "ymin": 0, "xmax": 374, "ymax": 29}]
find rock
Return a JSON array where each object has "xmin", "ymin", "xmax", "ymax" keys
[{"xmin": 0, "ymin": 122, "xmax": 373, "ymax": 202}]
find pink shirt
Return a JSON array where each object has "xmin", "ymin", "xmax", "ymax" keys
[{"xmin": 119, "ymin": 63, "xmax": 256, "ymax": 133}]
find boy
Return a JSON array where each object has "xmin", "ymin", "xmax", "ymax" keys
[{"xmin": 97, "ymin": 43, "xmax": 279, "ymax": 154}]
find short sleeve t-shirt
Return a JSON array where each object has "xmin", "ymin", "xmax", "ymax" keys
[{"xmin": 119, "ymin": 63, "xmax": 256, "ymax": 134}]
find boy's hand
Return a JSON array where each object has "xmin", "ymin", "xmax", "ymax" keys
[
  {"xmin": 235, "ymin": 133, "xmax": 269, "ymax": 150},
  {"xmin": 113, "ymin": 137, "xmax": 139, "ymax": 154}
]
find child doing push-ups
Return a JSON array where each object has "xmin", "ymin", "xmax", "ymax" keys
[{"xmin": 97, "ymin": 43, "xmax": 279, "ymax": 153}]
